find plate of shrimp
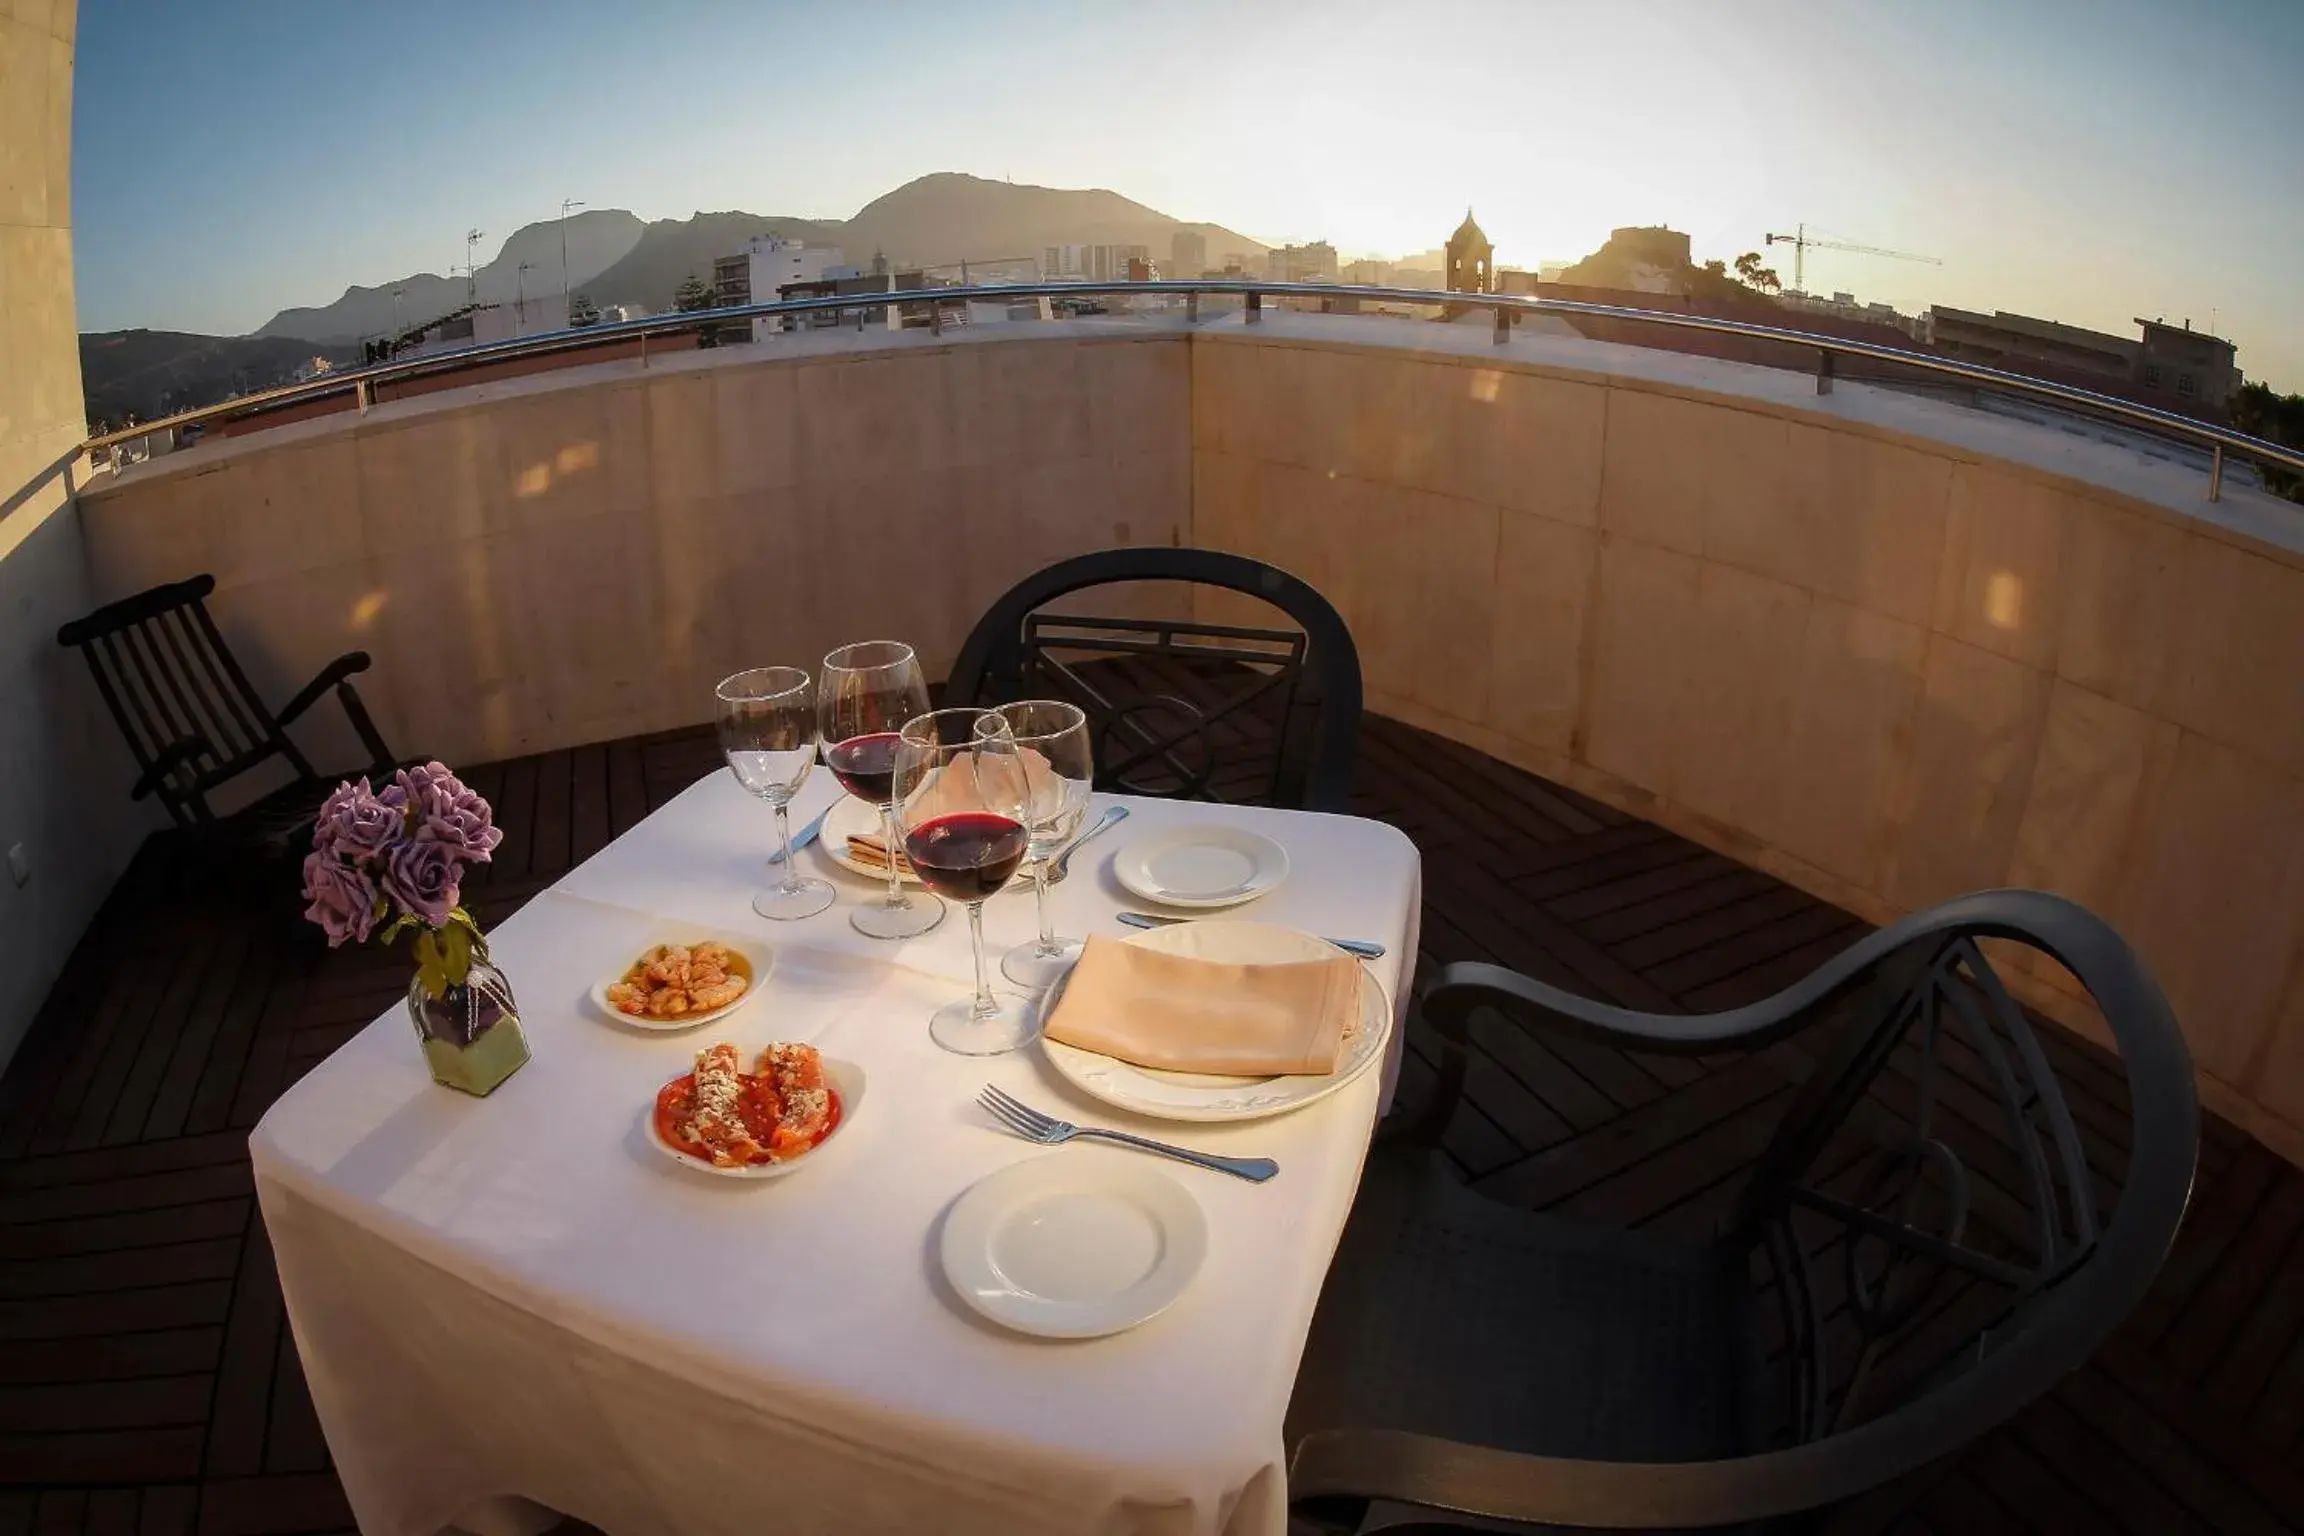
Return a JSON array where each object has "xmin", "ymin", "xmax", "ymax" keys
[{"xmin": 593, "ymin": 938, "xmax": 768, "ymax": 1031}]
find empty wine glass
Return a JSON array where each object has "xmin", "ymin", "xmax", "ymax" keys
[
  {"xmin": 983, "ymin": 700, "xmax": 1096, "ymax": 989},
  {"xmin": 819, "ymin": 641, "xmax": 943, "ymax": 939},
  {"xmin": 716, "ymin": 667, "xmax": 835, "ymax": 921},
  {"xmin": 895, "ymin": 709, "xmax": 1037, "ymax": 1054}
]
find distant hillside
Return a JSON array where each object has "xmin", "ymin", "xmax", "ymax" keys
[
  {"xmin": 254, "ymin": 209, "xmax": 646, "ymax": 342},
  {"xmin": 840, "ymin": 173, "xmax": 1261, "ymax": 274},
  {"xmin": 81, "ymin": 330, "xmax": 359, "ymax": 429},
  {"xmin": 582, "ymin": 211, "xmax": 846, "ymax": 313}
]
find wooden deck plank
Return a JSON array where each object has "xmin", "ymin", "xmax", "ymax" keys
[{"xmin": 0, "ymin": 680, "xmax": 2288, "ymax": 1529}]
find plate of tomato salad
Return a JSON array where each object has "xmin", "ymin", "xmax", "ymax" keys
[{"xmin": 645, "ymin": 1041, "xmax": 863, "ymax": 1179}]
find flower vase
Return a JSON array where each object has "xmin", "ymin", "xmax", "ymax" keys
[{"xmin": 406, "ymin": 951, "xmax": 530, "ymax": 1096}]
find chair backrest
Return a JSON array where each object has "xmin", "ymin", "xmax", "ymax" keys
[
  {"xmin": 1716, "ymin": 890, "xmax": 2198, "ymax": 1498},
  {"xmin": 944, "ymin": 548, "xmax": 1363, "ymax": 812},
  {"xmin": 55, "ymin": 574, "xmax": 309, "ymax": 826}
]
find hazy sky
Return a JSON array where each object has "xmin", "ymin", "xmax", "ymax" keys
[{"xmin": 73, "ymin": 0, "xmax": 2304, "ymax": 389}]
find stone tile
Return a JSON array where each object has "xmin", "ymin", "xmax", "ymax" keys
[
  {"xmin": 1351, "ymin": 487, "xmax": 1500, "ymax": 726},
  {"xmin": 2253, "ymin": 961, "xmax": 2304, "ymax": 1133},
  {"xmin": 2159, "ymin": 533, "xmax": 2304, "ymax": 776},
  {"xmin": 1486, "ymin": 511, "xmax": 1596, "ymax": 754},
  {"xmin": 1582, "ymin": 536, "xmax": 1704, "ymax": 797},
  {"xmin": 711, "ymin": 360, "xmax": 797, "ymax": 494},
  {"xmin": 1881, "ymin": 635, "xmax": 2053, "ymax": 909},
  {"xmin": 2054, "ymin": 500, "xmax": 2186, "ymax": 712},
  {"xmin": 1486, "ymin": 371, "xmax": 1607, "ymax": 527},
  {"xmin": 2007, "ymin": 681, "xmax": 2179, "ymax": 925},
  {"xmin": 1190, "ymin": 339, "xmax": 1252, "ymax": 456},
  {"xmin": 484, "ymin": 385, "xmax": 647, "ymax": 531},
  {"xmin": 1599, "ymin": 388, "xmax": 1787, "ymax": 559},
  {"xmin": 1707, "ymin": 423, "xmax": 1952, "ymax": 625},
  {"xmin": 358, "ymin": 412, "xmax": 502, "ymax": 551},
  {"xmin": 1338, "ymin": 354, "xmax": 1447, "ymax": 492},
  {"xmin": 2120, "ymin": 730, "xmax": 2304, "ymax": 1087},
  {"xmin": 644, "ymin": 372, "xmax": 718, "ymax": 509},
  {"xmin": 41, "ymin": 31, "xmax": 68, "ymax": 227},
  {"xmin": 1082, "ymin": 339, "xmax": 1187, "ymax": 462},
  {"xmin": 1668, "ymin": 563, "xmax": 1810, "ymax": 837},
  {"xmin": 1750, "ymin": 598, "xmax": 1927, "ymax": 891},
  {"xmin": 0, "ymin": 18, "xmax": 48, "ymax": 228},
  {"xmin": 1934, "ymin": 464, "xmax": 2067, "ymax": 670},
  {"xmin": 210, "ymin": 438, "xmax": 366, "ymax": 589}
]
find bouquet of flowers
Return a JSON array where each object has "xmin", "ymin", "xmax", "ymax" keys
[{"xmin": 301, "ymin": 760, "xmax": 504, "ymax": 999}]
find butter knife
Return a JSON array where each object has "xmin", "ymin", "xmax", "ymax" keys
[
  {"xmin": 1116, "ymin": 911, "xmax": 1386, "ymax": 960},
  {"xmin": 768, "ymin": 805, "xmax": 830, "ymax": 865}
]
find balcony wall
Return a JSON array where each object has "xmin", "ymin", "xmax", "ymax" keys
[
  {"xmin": 1189, "ymin": 320, "xmax": 2304, "ymax": 1164},
  {"xmin": 75, "ymin": 330, "xmax": 1191, "ymax": 775},
  {"xmin": 72, "ymin": 318, "xmax": 2304, "ymax": 1162},
  {"xmin": 0, "ymin": 0, "xmax": 149, "ymax": 1072}
]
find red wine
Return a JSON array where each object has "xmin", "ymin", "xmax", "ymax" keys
[
  {"xmin": 904, "ymin": 813, "xmax": 1028, "ymax": 902},
  {"xmin": 826, "ymin": 732, "xmax": 900, "ymax": 804}
]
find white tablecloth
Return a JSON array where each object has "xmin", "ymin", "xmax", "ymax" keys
[{"xmin": 251, "ymin": 768, "xmax": 1423, "ymax": 1536}]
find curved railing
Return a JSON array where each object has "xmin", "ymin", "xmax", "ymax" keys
[{"xmin": 82, "ymin": 279, "xmax": 2304, "ymax": 503}]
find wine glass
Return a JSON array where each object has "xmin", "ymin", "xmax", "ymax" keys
[
  {"xmin": 983, "ymin": 700, "xmax": 1096, "ymax": 989},
  {"xmin": 715, "ymin": 667, "xmax": 835, "ymax": 921},
  {"xmin": 894, "ymin": 709, "xmax": 1037, "ymax": 1054},
  {"xmin": 819, "ymin": 641, "xmax": 943, "ymax": 939}
]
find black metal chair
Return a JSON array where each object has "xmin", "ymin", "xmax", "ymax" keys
[
  {"xmin": 1286, "ymin": 890, "xmax": 2198, "ymax": 1531},
  {"xmin": 56, "ymin": 574, "xmax": 400, "ymax": 849},
  {"xmin": 945, "ymin": 548, "xmax": 1362, "ymax": 812}
]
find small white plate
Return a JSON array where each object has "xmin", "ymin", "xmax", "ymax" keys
[
  {"xmin": 818, "ymin": 793, "xmax": 1027, "ymax": 889},
  {"xmin": 1112, "ymin": 824, "xmax": 1288, "ymax": 909},
  {"xmin": 1040, "ymin": 922, "xmax": 1390, "ymax": 1123},
  {"xmin": 643, "ymin": 1055, "xmax": 866, "ymax": 1180},
  {"xmin": 591, "ymin": 937, "xmax": 773, "ymax": 1033},
  {"xmin": 941, "ymin": 1154, "xmax": 1207, "ymax": 1338}
]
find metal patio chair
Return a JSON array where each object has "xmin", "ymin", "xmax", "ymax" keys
[
  {"xmin": 57, "ymin": 574, "xmax": 401, "ymax": 851},
  {"xmin": 945, "ymin": 547, "xmax": 1362, "ymax": 812},
  {"xmin": 1286, "ymin": 890, "xmax": 2198, "ymax": 1531}
]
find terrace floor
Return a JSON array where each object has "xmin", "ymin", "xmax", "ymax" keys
[{"xmin": 3, "ymin": 696, "xmax": 2303, "ymax": 1535}]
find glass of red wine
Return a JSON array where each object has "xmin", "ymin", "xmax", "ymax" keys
[
  {"xmin": 820, "ymin": 641, "xmax": 943, "ymax": 940},
  {"xmin": 893, "ymin": 709, "xmax": 1037, "ymax": 1054}
]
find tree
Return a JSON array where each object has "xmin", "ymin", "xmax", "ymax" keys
[
  {"xmin": 2232, "ymin": 381, "xmax": 2304, "ymax": 502},
  {"xmin": 1734, "ymin": 251, "xmax": 1782, "ymax": 295},
  {"xmin": 673, "ymin": 275, "xmax": 713, "ymax": 313},
  {"xmin": 568, "ymin": 291, "xmax": 601, "ymax": 328}
]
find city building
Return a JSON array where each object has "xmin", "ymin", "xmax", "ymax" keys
[
  {"xmin": 1923, "ymin": 308, "xmax": 2239, "ymax": 413},
  {"xmin": 1171, "ymin": 229, "xmax": 1207, "ymax": 278},
  {"xmin": 1265, "ymin": 241, "xmax": 1338, "ymax": 283},
  {"xmin": 1444, "ymin": 210, "xmax": 1493, "ymax": 294},
  {"xmin": 1041, "ymin": 243, "xmax": 1148, "ymax": 282},
  {"xmin": 1780, "ymin": 289, "xmax": 1923, "ymax": 339},
  {"xmin": 2138, "ymin": 318, "xmax": 2240, "ymax": 411}
]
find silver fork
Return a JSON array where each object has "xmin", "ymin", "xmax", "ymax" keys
[{"xmin": 977, "ymin": 1085, "xmax": 1278, "ymax": 1182}]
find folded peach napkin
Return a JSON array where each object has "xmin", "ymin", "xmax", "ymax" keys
[
  {"xmin": 895, "ymin": 746, "xmax": 1057, "ymax": 825},
  {"xmin": 1043, "ymin": 934, "xmax": 1360, "ymax": 1076}
]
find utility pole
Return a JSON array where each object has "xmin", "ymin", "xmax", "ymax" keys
[
  {"xmin": 516, "ymin": 262, "xmax": 535, "ymax": 333},
  {"xmin": 465, "ymin": 229, "xmax": 485, "ymax": 305},
  {"xmin": 560, "ymin": 198, "xmax": 585, "ymax": 317}
]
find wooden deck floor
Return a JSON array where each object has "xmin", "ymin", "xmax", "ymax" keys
[{"xmin": 3, "ymin": 710, "xmax": 2302, "ymax": 1535}]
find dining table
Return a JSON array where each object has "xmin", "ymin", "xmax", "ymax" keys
[{"xmin": 249, "ymin": 762, "xmax": 1424, "ymax": 1536}]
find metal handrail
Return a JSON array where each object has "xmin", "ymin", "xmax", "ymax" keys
[{"xmin": 82, "ymin": 278, "xmax": 2303, "ymax": 501}]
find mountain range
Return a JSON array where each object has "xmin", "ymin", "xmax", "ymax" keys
[{"xmin": 252, "ymin": 174, "xmax": 1266, "ymax": 344}]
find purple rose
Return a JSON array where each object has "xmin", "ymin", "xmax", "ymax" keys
[
  {"xmin": 383, "ymin": 833, "xmax": 463, "ymax": 927},
  {"xmin": 392, "ymin": 762, "xmax": 502, "ymax": 863},
  {"xmin": 313, "ymin": 778, "xmax": 404, "ymax": 862},
  {"xmin": 302, "ymin": 851, "xmax": 380, "ymax": 947}
]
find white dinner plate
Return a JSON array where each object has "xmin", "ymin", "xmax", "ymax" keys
[
  {"xmin": 941, "ymin": 1154, "xmax": 1207, "ymax": 1338},
  {"xmin": 591, "ymin": 934, "xmax": 773, "ymax": 1033},
  {"xmin": 1112, "ymin": 824, "xmax": 1288, "ymax": 909},
  {"xmin": 643, "ymin": 1055, "xmax": 866, "ymax": 1180},
  {"xmin": 1039, "ymin": 921, "xmax": 1390, "ymax": 1123},
  {"xmin": 818, "ymin": 793, "xmax": 1026, "ymax": 889}
]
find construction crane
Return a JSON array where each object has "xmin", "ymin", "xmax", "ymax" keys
[{"xmin": 1763, "ymin": 223, "xmax": 1941, "ymax": 295}]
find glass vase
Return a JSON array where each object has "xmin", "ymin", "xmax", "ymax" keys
[{"xmin": 406, "ymin": 952, "xmax": 530, "ymax": 1097}]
